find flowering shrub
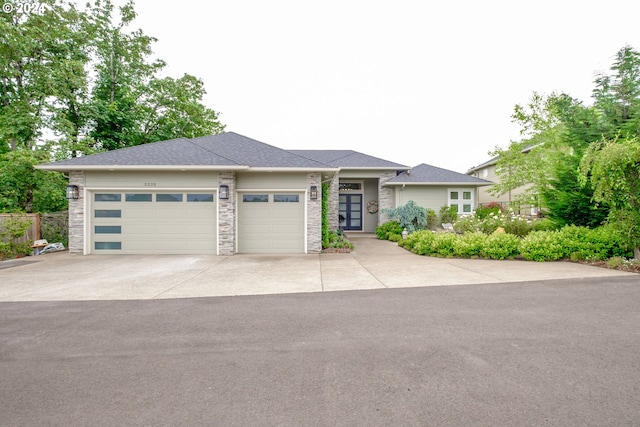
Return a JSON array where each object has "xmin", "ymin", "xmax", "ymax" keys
[
  {"xmin": 453, "ymin": 210, "xmax": 534, "ymax": 237},
  {"xmin": 475, "ymin": 203, "xmax": 503, "ymax": 219}
]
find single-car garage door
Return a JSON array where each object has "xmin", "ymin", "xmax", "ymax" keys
[
  {"xmin": 90, "ymin": 191, "xmax": 217, "ymax": 254},
  {"xmin": 238, "ymin": 192, "xmax": 305, "ymax": 253}
]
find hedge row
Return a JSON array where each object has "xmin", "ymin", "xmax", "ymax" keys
[{"xmin": 394, "ymin": 225, "xmax": 631, "ymax": 261}]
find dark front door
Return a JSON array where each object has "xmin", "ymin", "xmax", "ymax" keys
[{"xmin": 339, "ymin": 194, "xmax": 362, "ymax": 230}]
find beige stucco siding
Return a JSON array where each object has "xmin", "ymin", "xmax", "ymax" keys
[
  {"xmin": 85, "ymin": 171, "xmax": 219, "ymax": 188},
  {"xmin": 236, "ymin": 172, "xmax": 307, "ymax": 189},
  {"xmin": 396, "ymin": 186, "xmax": 448, "ymax": 211},
  {"xmin": 362, "ymin": 178, "xmax": 379, "ymax": 232}
]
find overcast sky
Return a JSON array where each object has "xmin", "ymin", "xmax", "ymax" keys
[{"xmin": 110, "ymin": 0, "xmax": 640, "ymax": 172}]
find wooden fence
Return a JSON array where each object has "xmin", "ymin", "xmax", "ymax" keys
[{"xmin": 0, "ymin": 213, "xmax": 41, "ymax": 244}]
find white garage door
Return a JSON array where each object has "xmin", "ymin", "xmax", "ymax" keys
[
  {"xmin": 90, "ymin": 191, "xmax": 217, "ymax": 254},
  {"xmin": 238, "ymin": 192, "xmax": 305, "ymax": 253}
]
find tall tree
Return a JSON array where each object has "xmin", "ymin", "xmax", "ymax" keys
[
  {"xmin": 0, "ymin": 0, "xmax": 80, "ymax": 152},
  {"xmin": 580, "ymin": 137, "xmax": 640, "ymax": 259},
  {"xmin": 87, "ymin": 0, "xmax": 165, "ymax": 151},
  {"xmin": 137, "ymin": 74, "xmax": 225, "ymax": 144}
]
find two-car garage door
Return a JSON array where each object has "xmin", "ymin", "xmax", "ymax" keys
[{"xmin": 90, "ymin": 191, "xmax": 217, "ymax": 254}]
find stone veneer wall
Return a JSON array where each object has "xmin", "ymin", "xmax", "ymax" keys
[
  {"xmin": 328, "ymin": 173, "xmax": 339, "ymax": 231},
  {"xmin": 217, "ymin": 171, "xmax": 236, "ymax": 255},
  {"xmin": 307, "ymin": 173, "xmax": 322, "ymax": 253},
  {"xmin": 377, "ymin": 171, "xmax": 396, "ymax": 224},
  {"xmin": 68, "ymin": 171, "xmax": 85, "ymax": 254}
]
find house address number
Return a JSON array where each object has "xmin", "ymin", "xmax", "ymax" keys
[{"xmin": 144, "ymin": 182, "xmax": 157, "ymax": 187}]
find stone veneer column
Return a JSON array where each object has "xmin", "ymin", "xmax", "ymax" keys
[
  {"xmin": 378, "ymin": 171, "xmax": 396, "ymax": 225},
  {"xmin": 328, "ymin": 173, "xmax": 339, "ymax": 231},
  {"xmin": 217, "ymin": 171, "xmax": 236, "ymax": 255},
  {"xmin": 307, "ymin": 172, "xmax": 322, "ymax": 253},
  {"xmin": 68, "ymin": 171, "xmax": 85, "ymax": 254}
]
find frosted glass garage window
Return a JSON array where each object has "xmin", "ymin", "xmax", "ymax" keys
[
  {"xmin": 126, "ymin": 193, "xmax": 152, "ymax": 202},
  {"xmin": 95, "ymin": 210, "xmax": 121, "ymax": 218},
  {"xmin": 243, "ymin": 194, "xmax": 268, "ymax": 202},
  {"xmin": 95, "ymin": 242, "xmax": 122, "ymax": 250},
  {"xmin": 95, "ymin": 193, "xmax": 121, "ymax": 202},
  {"xmin": 187, "ymin": 194, "xmax": 214, "ymax": 202},
  {"xmin": 95, "ymin": 226, "xmax": 121, "ymax": 234},
  {"xmin": 274, "ymin": 194, "xmax": 299, "ymax": 203},
  {"xmin": 156, "ymin": 193, "xmax": 183, "ymax": 202}
]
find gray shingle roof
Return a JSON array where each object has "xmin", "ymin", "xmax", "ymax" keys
[
  {"xmin": 288, "ymin": 150, "xmax": 408, "ymax": 169},
  {"xmin": 386, "ymin": 163, "xmax": 492, "ymax": 186},
  {"xmin": 39, "ymin": 132, "xmax": 334, "ymax": 170},
  {"xmin": 39, "ymin": 137, "xmax": 241, "ymax": 168}
]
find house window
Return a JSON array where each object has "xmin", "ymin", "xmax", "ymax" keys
[
  {"xmin": 187, "ymin": 194, "xmax": 214, "ymax": 202},
  {"xmin": 243, "ymin": 194, "xmax": 268, "ymax": 202},
  {"xmin": 482, "ymin": 169, "xmax": 488, "ymax": 178},
  {"xmin": 95, "ymin": 193, "xmax": 121, "ymax": 202},
  {"xmin": 126, "ymin": 193, "xmax": 152, "ymax": 202},
  {"xmin": 95, "ymin": 210, "xmax": 121, "ymax": 218},
  {"xmin": 448, "ymin": 189, "xmax": 474, "ymax": 215},
  {"xmin": 156, "ymin": 193, "xmax": 183, "ymax": 202},
  {"xmin": 339, "ymin": 183, "xmax": 362, "ymax": 191},
  {"xmin": 95, "ymin": 226, "xmax": 121, "ymax": 234},
  {"xmin": 274, "ymin": 194, "xmax": 299, "ymax": 203},
  {"xmin": 95, "ymin": 242, "xmax": 122, "ymax": 250}
]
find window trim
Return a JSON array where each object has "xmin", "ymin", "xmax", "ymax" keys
[{"xmin": 448, "ymin": 188, "xmax": 474, "ymax": 215}]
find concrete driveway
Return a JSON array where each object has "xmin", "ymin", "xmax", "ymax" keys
[{"xmin": 0, "ymin": 234, "xmax": 636, "ymax": 301}]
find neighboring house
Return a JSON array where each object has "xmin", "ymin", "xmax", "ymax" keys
[
  {"xmin": 37, "ymin": 132, "xmax": 490, "ymax": 255},
  {"xmin": 466, "ymin": 147, "xmax": 539, "ymax": 215}
]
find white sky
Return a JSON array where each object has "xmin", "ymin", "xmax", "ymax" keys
[{"xmin": 107, "ymin": 0, "xmax": 640, "ymax": 172}]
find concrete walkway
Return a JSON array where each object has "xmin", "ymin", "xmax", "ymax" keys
[{"xmin": 0, "ymin": 234, "xmax": 636, "ymax": 301}]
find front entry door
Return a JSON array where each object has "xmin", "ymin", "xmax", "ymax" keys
[{"xmin": 339, "ymin": 194, "xmax": 362, "ymax": 230}]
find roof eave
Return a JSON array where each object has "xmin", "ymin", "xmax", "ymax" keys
[
  {"xmin": 35, "ymin": 164, "xmax": 251, "ymax": 172},
  {"xmin": 384, "ymin": 181, "xmax": 493, "ymax": 186},
  {"xmin": 338, "ymin": 166, "xmax": 409, "ymax": 171},
  {"xmin": 247, "ymin": 167, "xmax": 339, "ymax": 172}
]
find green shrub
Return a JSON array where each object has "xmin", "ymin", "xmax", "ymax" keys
[
  {"xmin": 388, "ymin": 233, "xmax": 402, "ymax": 242},
  {"xmin": 531, "ymin": 218, "xmax": 557, "ymax": 232},
  {"xmin": 481, "ymin": 233, "xmax": 521, "ymax": 260},
  {"xmin": 375, "ymin": 220, "xmax": 403, "ymax": 240},
  {"xmin": 426, "ymin": 208, "xmax": 438, "ymax": 230},
  {"xmin": 503, "ymin": 216, "xmax": 533, "ymax": 237},
  {"xmin": 0, "ymin": 214, "xmax": 34, "ymax": 259},
  {"xmin": 431, "ymin": 233, "xmax": 458, "ymax": 257},
  {"xmin": 453, "ymin": 215, "xmax": 481, "ymax": 234},
  {"xmin": 439, "ymin": 205, "xmax": 458, "ymax": 225},
  {"xmin": 520, "ymin": 230, "xmax": 565, "ymax": 261},
  {"xmin": 453, "ymin": 232, "xmax": 487, "ymax": 257},
  {"xmin": 324, "ymin": 230, "xmax": 354, "ymax": 250},
  {"xmin": 400, "ymin": 230, "xmax": 436, "ymax": 255}
]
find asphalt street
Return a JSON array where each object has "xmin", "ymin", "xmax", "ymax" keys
[{"xmin": 2, "ymin": 275, "xmax": 640, "ymax": 426}]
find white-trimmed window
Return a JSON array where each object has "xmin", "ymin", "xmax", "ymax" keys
[{"xmin": 448, "ymin": 189, "xmax": 474, "ymax": 214}]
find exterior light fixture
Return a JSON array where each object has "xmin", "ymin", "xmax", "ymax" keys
[
  {"xmin": 310, "ymin": 185, "xmax": 318, "ymax": 200},
  {"xmin": 66, "ymin": 185, "xmax": 79, "ymax": 200},
  {"xmin": 219, "ymin": 184, "xmax": 229, "ymax": 200}
]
